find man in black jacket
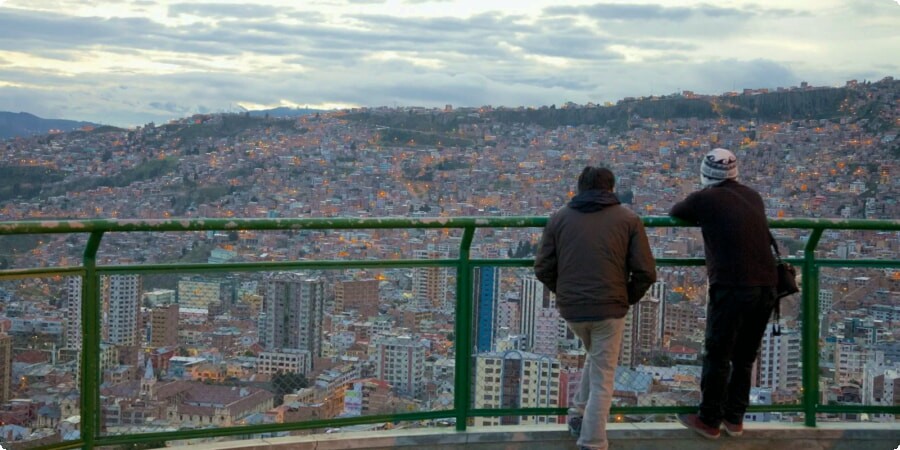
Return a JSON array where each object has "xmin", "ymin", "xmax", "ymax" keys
[
  {"xmin": 669, "ymin": 148, "xmax": 777, "ymax": 439},
  {"xmin": 535, "ymin": 166, "xmax": 656, "ymax": 450}
]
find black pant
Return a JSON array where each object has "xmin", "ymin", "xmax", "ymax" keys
[{"xmin": 699, "ymin": 285, "xmax": 777, "ymax": 427}]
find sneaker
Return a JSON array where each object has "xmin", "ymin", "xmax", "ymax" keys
[
  {"xmin": 677, "ymin": 413, "xmax": 720, "ymax": 439},
  {"xmin": 567, "ymin": 415, "xmax": 583, "ymax": 437},
  {"xmin": 722, "ymin": 419, "xmax": 743, "ymax": 437}
]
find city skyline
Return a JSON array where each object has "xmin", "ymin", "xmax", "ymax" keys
[
  {"xmin": 0, "ymin": 73, "xmax": 895, "ymax": 445},
  {"xmin": 0, "ymin": 0, "xmax": 897, "ymax": 126}
]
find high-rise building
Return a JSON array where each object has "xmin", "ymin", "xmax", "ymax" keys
[
  {"xmin": 756, "ymin": 325, "xmax": 801, "ymax": 392},
  {"xmin": 474, "ymin": 266, "xmax": 500, "ymax": 353},
  {"xmin": 819, "ymin": 288, "xmax": 834, "ymax": 313},
  {"xmin": 473, "ymin": 350, "xmax": 560, "ymax": 426},
  {"xmin": 65, "ymin": 276, "xmax": 83, "ymax": 350},
  {"xmin": 412, "ymin": 249, "xmax": 449, "ymax": 310},
  {"xmin": 520, "ymin": 275, "xmax": 562, "ymax": 355},
  {"xmin": 103, "ymin": 274, "xmax": 142, "ymax": 368},
  {"xmin": 834, "ymin": 339, "xmax": 867, "ymax": 384},
  {"xmin": 177, "ymin": 277, "xmax": 234, "ymax": 310},
  {"xmin": 0, "ymin": 334, "xmax": 11, "ymax": 403},
  {"xmin": 259, "ymin": 274, "xmax": 325, "ymax": 365},
  {"xmin": 105, "ymin": 274, "xmax": 142, "ymax": 347},
  {"xmin": 631, "ymin": 283, "xmax": 665, "ymax": 360},
  {"xmin": 148, "ymin": 303, "xmax": 179, "ymax": 349},
  {"xmin": 663, "ymin": 299, "xmax": 704, "ymax": 343},
  {"xmin": 620, "ymin": 306, "xmax": 635, "ymax": 367},
  {"xmin": 495, "ymin": 292, "xmax": 520, "ymax": 336},
  {"xmin": 373, "ymin": 335, "xmax": 426, "ymax": 398},
  {"xmin": 334, "ymin": 279, "xmax": 380, "ymax": 319}
]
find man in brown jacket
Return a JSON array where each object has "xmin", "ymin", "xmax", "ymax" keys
[{"xmin": 534, "ymin": 166, "xmax": 656, "ymax": 450}]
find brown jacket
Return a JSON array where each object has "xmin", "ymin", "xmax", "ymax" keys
[{"xmin": 534, "ymin": 190, "xmax": 657, "ymax": 321}]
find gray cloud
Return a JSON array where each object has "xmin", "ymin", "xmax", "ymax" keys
[
  {"xmin": 515, "ymin": 28, "xmax": 622, "ymax": 60},
  {"xmin": 545, "ymin": 3, "xmax": 758, "ymax": 21},
  {"xmin": 0, "ymin": 1, "xmax": 892, "ymax": 127},
  {"xmin": 167, "ymin": 2, "xmax": 284, "ymax": 19}
]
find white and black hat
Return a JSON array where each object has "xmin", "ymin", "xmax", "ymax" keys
[{"xmin": 700, "ymin": 148, "xmax": 738, "ymax": 187}]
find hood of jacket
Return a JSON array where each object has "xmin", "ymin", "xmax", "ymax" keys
[{"xmin": 567, "ymin": 189, "xmax": 621, "ymax": 213}]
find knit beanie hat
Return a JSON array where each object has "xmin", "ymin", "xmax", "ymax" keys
[{"xmin": 700, "ymin": 148, "xmax": 738, "ymax": 187}]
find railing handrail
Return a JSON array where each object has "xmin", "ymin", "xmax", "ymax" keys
[
  {"xmin": 1, "ymin": 216, "xmax": 899, "ymax": 234},
  {"xmin": 0, "ymin": 215, "xmax": 898, "ymax": 450}
]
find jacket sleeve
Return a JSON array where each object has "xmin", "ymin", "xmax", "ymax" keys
[
  {"xmin": 669, "ymin": 192, "xmax": 699, "ymax": 224},
  {"xmin": 626, "ymin": 219, "xmax": 657, "ymax": 305},
  {"xmin": 533, "ymin": 218, "xmax": 558, "ymax": 293}
]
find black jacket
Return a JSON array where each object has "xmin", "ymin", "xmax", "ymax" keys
[
  {"xmin": 534, "ymin": 190, "xmax": 657, "ymax": 321},
  {"xmin": 669, "ymin": 180, "xmax": 777, "ymax": 287}
]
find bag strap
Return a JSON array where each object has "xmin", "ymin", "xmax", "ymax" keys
[
  {"xmin": 769, "ymin": 230, "xmax": 782, "ymax": 336},
  {"xmin": 769, "ymin": 231, "xmax": 783, "ymax": 261}
]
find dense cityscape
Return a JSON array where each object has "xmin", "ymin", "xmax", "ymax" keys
[{"xmin": 0, "ymin": 78, "xmax": 897, "ymax": 447}]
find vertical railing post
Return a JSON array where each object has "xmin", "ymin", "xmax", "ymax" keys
[
  {"xmin": 802, "ymin": 228, "xmax": 823, "ymax": 427},
  {"xmin": 454, "ymin": 227, "xmax": 475, "ymax": 431},
  {"xmin": 81, "ymin": 231, "xmax": 104, "ymax": 450}
]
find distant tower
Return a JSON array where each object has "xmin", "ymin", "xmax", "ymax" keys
[
  {"xmin": 104, "ymin": 275, "xmax": 142, "ymax": 347},
  {"xmin": 149, "ymin": 303, "xmax": 179, "ymax": 349},
  {"xmin": 412, "ymin": 249, "xmax": 449, "ymax": 310},
  {"xmin": 520, "ymin": 275, "xmax": 562, "ymax": 356},
  {"xmin": 65, "ymin": 277, "xmax": 83, "ymax": 350},
  {"xmin": 495, "ymin": 292, "xmax": 521, "ymax": 336},
  {"xmin": 0, "ymin": 334, "xmax": 11, "ymax": 403},
  {"xmin": 633, "ymin": 281, "xmax": 667, "ymax": 359},
  {"xmin": 140, "ymin": 357, "xmax": 156, "ymax": 399},
  {"xmin": 473, "ymin": 267, "xmax": 500, "ymax": 353},
  {"xmin": 260, "ymin": 274, "xmax": 325, "ymax": 365}
]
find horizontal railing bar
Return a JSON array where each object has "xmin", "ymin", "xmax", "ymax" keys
[
  {"xmin": 470, "ymin": 259, "xmax": 534, "ymax": 267},
  {"xmin": 816, "ymin": 405, "xmax": 900, "ymax": 414},
  {"xmin": 4, "ymin": 256, "xmax": 895, "ymax": 281},
  {"xmin": 0, "ymin": 266, "xmax": 84, "ymax": 280},
  {"xmin": 93, "ymin": 410, "xmax": 456, "ymax": 446},
  {"xmin": 0, "ymin": 215, "xmax": 896, "ymax": 449},
  {"xmin": 815, "ymin": 259, "xmax": 900, "ymax": 268},
  {"xmin": 1, "ymin": 217, "xmax": 897, "ymax": 235},
  {"xmin": 470, "ymin": 404, "xmax": 805, "ymax": 417},
  {"xmin": 5, "ymin": 255, "xmax": 895, "ymax": 280}
]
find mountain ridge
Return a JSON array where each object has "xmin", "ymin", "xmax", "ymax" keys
[{"xmin": 0, "ymin": 111, "xmax": 101, "ymax": 139}]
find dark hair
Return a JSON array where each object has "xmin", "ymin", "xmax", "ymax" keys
[{"xmin": 577, "ymin": 166, "xmax": 615, "ymax": 193}]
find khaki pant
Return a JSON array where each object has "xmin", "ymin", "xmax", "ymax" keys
[{"xmin": 567, "ymin": 317, "xmax": 626, "ymax": 450}]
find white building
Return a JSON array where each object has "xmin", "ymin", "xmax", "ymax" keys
[
  {"xmin": 835, "ymin": 339, "xmax": 867, "ymax": 384},
  {"xmin": 373, "ymin": 335, "xmax": 426, "ymax": 398},
  {"xmin": 65, "ymin": 276, "xmax": 82, "ymax": 350},
  {"xmin": 756, "ymin": 325, "xmax": 801, "ymax": 392},
  {"xmin": 256, "ymin": 349, "xmax": 312, "ymax": 375},
  {"xmin": 105, "ymin": 274, "xmax": 141, "ymax": 347},
  {"xmin": 473, "ymin": 350, "xmax": 560, "ymax": 426}
]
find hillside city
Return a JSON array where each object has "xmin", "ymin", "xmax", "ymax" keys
[{"xmin": 0, "ymin": 78, "xmax": 896, "ymax": 446}]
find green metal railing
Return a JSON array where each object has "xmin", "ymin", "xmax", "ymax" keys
[{"xmin": 0, "ymin": 216, "xmax": 898, "ymax": 449}]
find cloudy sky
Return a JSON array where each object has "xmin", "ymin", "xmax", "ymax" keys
[{"xmin": 0, "ymin": 0, "xmax": 897, "ymax": 127}]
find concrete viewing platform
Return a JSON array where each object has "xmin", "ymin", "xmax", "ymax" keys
[{"xmin": 172, "ymin": 422, "xmax": 900, "ymax": 450}]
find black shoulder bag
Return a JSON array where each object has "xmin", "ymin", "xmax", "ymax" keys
[{"xmin": 770, "ymin": 233, "xmax": 799, "ymax": 336}]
